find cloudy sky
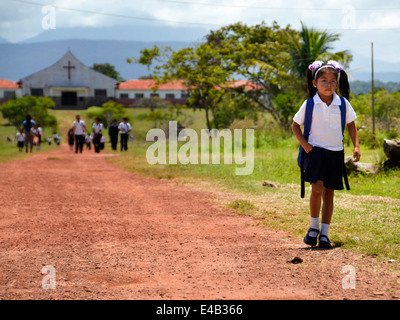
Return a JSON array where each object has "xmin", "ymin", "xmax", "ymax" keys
[{"xmin": 2, "ymin": 0, "xmax": 400, "ymax": 66}]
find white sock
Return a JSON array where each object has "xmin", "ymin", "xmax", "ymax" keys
[
  {"xmin": 309, "ymin": 217, "xmax": 319, "ymax": 237},
  {"xmin": 320, "ymin": 223, "xmax": 330, "ymax": 237}
]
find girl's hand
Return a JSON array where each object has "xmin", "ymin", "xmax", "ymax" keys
[
  {"xmin": 353, "ymin": 146, "xmax": 361, "ymax": 162},
  {"xmin": 304, "ymin": 143, "xmax": 313, "ymax": 154}
]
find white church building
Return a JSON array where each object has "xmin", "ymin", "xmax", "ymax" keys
[{"xmin": 19, "ymin": 50, "xmax": 117, "ymax": 109}]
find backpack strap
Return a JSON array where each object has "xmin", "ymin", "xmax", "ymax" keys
[
  {"xmin": 339, "ymin": 97, "xmax": 350, "ymax": 191},
  {"xmin": 300, "ymin": 98, "xmax": 314, "ymax": 198},
  {"xmin": 339, "ymin": 97, "xmax": 346, "ymax": 136},
  {"xmin": 303, "ymin": 98, "xmax": 314, "ymax": 140}
]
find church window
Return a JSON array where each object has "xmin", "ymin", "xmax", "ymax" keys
[
  {"xmin": 95, "ymin": 89, "xmax": 107, "ymax": 97},
  {"xmin": 31, "ymin": 88, "xmax": 44, "ymax": 96},
  {"xmin": 4, "ymin": 91, "xmax": 16, "ymax": 98}
]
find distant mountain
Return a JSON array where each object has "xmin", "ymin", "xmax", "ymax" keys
[
  {"xmin": 348, "ymin": 72, "xmax": 400, "ymax": 82},
  {"xmin": 347, "ymin": 52, "xmax": 400, "ymax": 82},
  {"xmin": 0, "ymin": 39, "xmax": 191, "ymax": 81},
  {"xmin": 350, "ymin": 80, "xmax": 400, "ymax": 95},
  {"xmin": 0, "ymin": 36, "xmax": 9, "ymax": 44},
  {"xmin": 20, "ymin": 25, "xmax": 209, "ymax": 44}
]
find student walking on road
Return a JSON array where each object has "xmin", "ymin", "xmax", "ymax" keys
[
  {"xmin": 92, "ymin": 118, "xmax": 103, "ymax": 153},
  {"xmin": 292, "ymin": 60, "xmax": 360, "ymax": 249},
  {"xmin": 67, "ymin": 128, "xmax": 74, "ymax": 151},
  {"xmin": 118, "ymin": 117, "xmax": 131, "ymax": 151},
  {"xmin": 108, "ymin": 119, "xmax": 119, "ymax": 151},
  {"xmin": 73, "ymin": 115, "xmax": 87, "ymax": 154}
]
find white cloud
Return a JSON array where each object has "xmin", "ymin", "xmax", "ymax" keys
[{"xmin": 358, "ymin": 12, "xmax": 400, "ymax": 30}]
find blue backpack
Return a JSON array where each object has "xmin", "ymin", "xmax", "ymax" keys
[{"xmin": 297, "ymin": 97, "xmax": 350, "ymax": 198}]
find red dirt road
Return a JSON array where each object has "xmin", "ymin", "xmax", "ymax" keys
[{"xmin": 0, "ymin": 144, "xmax": 399, "ymax": 300}]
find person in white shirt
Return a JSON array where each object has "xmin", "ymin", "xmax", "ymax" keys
[
  {"xmin": 67, "ymin": 128, "xmax": 74, "ymax": 150},
  {"xmin": 16, "ymin": 129, "xmax": 25, "ymax": 152},
  {"xmin": 100, "ymin": 135, "xmax": 106, "ymax": 150},
  {"xmin": 92, "ymin": 117, "xmax": 103, "ymax": 153},
  {"xmin": 292, "ymin": 60, "xmax": 360, "ymax": 249},
  {"xmin": 118, "ymin": 117, "xmax": 132, "ymax": 151},
  {"xmin": 73, "ymin": 114, "xmax": 87, "ymax": 153},
  {"xmin": 53, "ymin": 133, "xmax": 61, "ymax": 146},
  {"xmin": 85, "ymin": 133, "xmax": 92, "ymax": 150},
  {"xmin": 33, "ymin": 124, "xmax": 42, "ymax": 150}
]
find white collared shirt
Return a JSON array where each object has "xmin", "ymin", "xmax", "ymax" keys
[
  {"xmin": 293, "ymin": 93, "xmax": 357, "ymax": 151},
  {"xmin": 92, "ymin": 122, "xmax": 103, "ymax": 134},
  {"xmin": 17, "ymin": 132, "xmax": 25, "ymax": 142},
  {"xmin": 73, "ymin": 120, "xmax": 86, "ymax": 135},
  {"xmin": 118, "ymin": 122, "xmax": 131, "ymax": 134}
]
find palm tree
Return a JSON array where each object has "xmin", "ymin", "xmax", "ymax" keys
[{"xmin": 288, "ymin": 21, "xmax": 352, "ymax": 79}]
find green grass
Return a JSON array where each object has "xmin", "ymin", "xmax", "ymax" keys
[{"xmin": 227, "ymin": 200, "xmax": 258, "ymax": 216}]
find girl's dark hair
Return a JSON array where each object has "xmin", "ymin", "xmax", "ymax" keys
[
  {"xmin": 306, "ymin": 69, "xmax": 317, "ymax": 99},
  {"xmin": 306, "ymin": 65, "xmax": 351, "ymax": 101},
  {"xmin": 338, "ymin": 69, "xmax": 350, "ymax": 100}
]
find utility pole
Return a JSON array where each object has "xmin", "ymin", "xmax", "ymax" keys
[{"xmin": 371, "ymin": 42, "xmax": 375, "ymax": 136}]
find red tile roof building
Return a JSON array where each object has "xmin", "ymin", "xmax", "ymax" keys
[
  {"xmin": 116, "ymin": 79, "xmax": 190, "ymax": 107},
  {"xmin": 115, "ymin": 79, "xmax": 263, "ymax": 107},
  {"xmin": 118, "ymin": 79, "xmax": 188, "ymax": 91},
  {"xmin": 0, "ymin": 79, "xmax": 22, "ymax": 104}
]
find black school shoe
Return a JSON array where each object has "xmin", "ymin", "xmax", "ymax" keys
[
  {"xmin": 303, "ymin": 228, "xmax": 319, "ymax": 246},
  {"xmin": 318, "ymin": 234, "xmax": 332, "ymax": 248}
]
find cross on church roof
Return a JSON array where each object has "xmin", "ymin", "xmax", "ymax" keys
[{"xmin": 63, "ymin": 60, "xmax": 75, "ymax": 80}]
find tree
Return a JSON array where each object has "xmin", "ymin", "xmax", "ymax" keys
[
  {"xmin": 130, "ymin": 43, "xmax": 233, "ymax": 130},
  {"xmin": 287, "ymin": 21, "xmax": 352, "ymax": 82},
  {"xmin": 130, "ymin": 21, "xmax": 297, "ymax": 129},
  {"xmin": 0, "ymin": 96, "xmax": 57, "ymax": 131},
  {"xmin": 273, "ymin": 91, "xmax": 303, "ymax": 129},
  {"xmin": 134, "ymin": 96, "xmax": 172, "ymax": 111},
  {"xmin": 203, "ymin": 21, "xmax": 298, "ymax": 128},
  {"xmin": 351, "ymin": 89, "xmax": 400, "ymax": 132},
  {"xmin": 92, "ymin": 63, "xmax": 125, "ymax": 82},
  {"xmin": 86, "ymin": 100, "xmax": 129, "ymax": 128}
]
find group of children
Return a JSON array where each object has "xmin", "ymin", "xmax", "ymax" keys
[
  {"xmin": 16, "ymin": 115, "xmax": 62, "ymax": 152},
  {"xmin": 16, "ymin": 115, "xmax": 43, "ymax": 152},
  {"xmin": 68, "ymin": 115, "xmax": 132, "ymax": 154},
  {"xmin": 81, "ymin": 131, "xmax": 106, "ymax": 151}
]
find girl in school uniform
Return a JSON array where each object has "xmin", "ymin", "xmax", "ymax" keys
[
  {"xmin": 85, "ymin": 133, "xmax": 92, "ymax": 150},
  {"xmin": 67, "ymin": 128, "xmax": 74, "ymax": 150},
  {"xmin": 292, "ymin": 60, "xmax": 361, "ymax": 248},
  {"xmin": 16, "ymin": 129, "xmax": 25, "ymax": 152}
]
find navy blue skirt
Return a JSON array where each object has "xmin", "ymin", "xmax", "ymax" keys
[{"xmin": 304, "ymin": 146, "xmax": 345, "ymax": 190}]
